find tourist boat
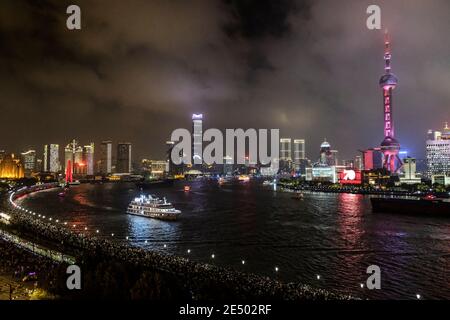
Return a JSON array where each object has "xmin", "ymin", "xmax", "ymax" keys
[
  {"xmin": 126, "ymin": 194, "xmax": 181, "ymax": 221},
  {"xmin": 371, "ymin": 196, "xmax": 450, "ymax": 216}
]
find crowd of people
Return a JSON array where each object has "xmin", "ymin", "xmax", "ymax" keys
[
  {"xmin": 1, "ymin": 188, "xmax": 354, "ymax": 300},
  {"xmin": 0, "ymin": 236, "xmax": 61, "ymax": 299}
]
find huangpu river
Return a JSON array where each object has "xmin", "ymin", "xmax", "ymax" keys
[{"xmin": 17, "ymin": 180, "xmax": 450, "ymax": 299}]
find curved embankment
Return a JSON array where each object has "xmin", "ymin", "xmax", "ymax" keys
[{"xmin": 3, "ymin": 184, "xmax": 355, "ymax": 300}]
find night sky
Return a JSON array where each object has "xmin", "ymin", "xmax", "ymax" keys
[{"xmin": 1, "ymin": 0, "xmax": 449, "ymax": 162}]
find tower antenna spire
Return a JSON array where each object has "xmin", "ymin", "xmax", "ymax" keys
[{"xmin": 384, "ymin": 29, "xmax": 392, "ymax": 74}]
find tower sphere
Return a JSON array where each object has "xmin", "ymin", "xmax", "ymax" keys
[
  {"xmin": 320, "ymin": 141, "xmax": 331, "ymax": 149},
  {"xmin": 379, "ymin": 73, "xmax": 398, "ymax": 88},
  {"xmin": 380, "ymin": 136, "xmax": 400, "ymax": 147}
]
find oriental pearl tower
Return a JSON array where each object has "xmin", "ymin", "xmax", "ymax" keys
[{"xmin": 379, "ymin": 30, "xmax": 402, "ymax": 173}]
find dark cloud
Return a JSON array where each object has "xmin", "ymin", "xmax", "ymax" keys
[
  {"xmin": 0, "ymin": 0, "xmax": 449, "ymax": 163},
  {"xmin": 223, "ymin": 0, "xmax": 302, "ymax": 39}
]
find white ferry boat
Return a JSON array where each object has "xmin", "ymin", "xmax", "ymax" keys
[{"xmin": 126, "ymin": 194, "xmax": 181, "ymax": 221}]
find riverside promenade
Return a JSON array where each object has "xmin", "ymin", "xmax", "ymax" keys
[{"xmin": 1, "ymin": 184, "xmax": 354, "ymax": 301}]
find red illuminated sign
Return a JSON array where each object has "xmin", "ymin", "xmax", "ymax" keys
[{"xmin": 339, "ymin": 170, "xmax": 362, "ymax": 185}]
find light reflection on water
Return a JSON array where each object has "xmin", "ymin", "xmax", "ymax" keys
[{"xmin": 19, "ymin": 180, "xmax": 450, "ymax": 299}]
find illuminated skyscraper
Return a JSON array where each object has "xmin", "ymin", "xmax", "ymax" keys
[
  {"xmin": 426, "ymin": 122, "xmax": 450, "ymax": 177},
  {"xmin": 64, "ymin": 140, "xmax": 78, "ymax": 174},
  {"xmin": 36, "ymin": 159, "xmax": 43, "ymax": 173},
  {"xmin": 44, "ymin": 144, "xmax": 60, "ymax": 173},
  {"xmin": 379, "ymin": 31, "xmax": 402, "ymax": 173},
  {"xmin": 83, "ymin": 143, "xmax": 95, "ymax": 176},
  {"xmin": 400, "ymin": 157, "xmax": 421, "ymax": 184},
  {"xmin": 116, "ymin": 142, "xmax": 132, "ymax": 173},
  {"xmin": 21, "ymin": 149, "xmax": 36, "ymax": 175},
  {"xmin": 280, "ymin": 138, "xmax": 292, "ymax": 161},
  {"xmin": 354, "ymin": 155, "xmax": 363, "ymax": 170},
  {"xmin": 192, "ymin": 114, "xmax": 203, "ymax": 166},
  {"xmin": 293, "ymin": 139, "xmax": 305, "ymax": 165},
  {"xmin": 330, "ymin": 150, "xmax": 338, "ymax": 166},
  {"xmin": 279, "ymin": 138, "xmax": 292, "ymax": 172},
  {"xmin": 319, "ymin": 139, "xmax": 332, "ymax": 165},
  {"xmin": 166, "ymin": 140, "xmax": 184, "ymax": 176},
  {"xmin": 362, "ymin": 148, "xmax": 383, "ymax": 170},
  {"xmin": 100, "ymin": 140, "xmax": 112, "ymax": 174}
]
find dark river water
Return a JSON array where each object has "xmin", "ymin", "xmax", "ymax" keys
[{"xmin": 17, "ymin": 180, "xmax": 450, "ymax": 299}]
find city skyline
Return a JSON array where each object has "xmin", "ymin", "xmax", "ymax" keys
[
  {"xmin": 1, "ymin": 1, "xmax": 450, "ymax": 304},
  {"xmin": 1, "ymin": 1, "xmax": 450, "ymax": 162},
  {"xmin": 2, "ymin": 118, "xmax": 449, "ymax": 170}
]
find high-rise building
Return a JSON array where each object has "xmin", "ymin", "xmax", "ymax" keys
[
  {"xmin": 379, "ymin": 31, "xmax": 402, "ymax": 173},
  {"xmin": 100, "ymin": 141, "xmax": 112, "ymax": 174},
  {"xmin": 116, "ymin": 142, "xmax": 132, "ymax": 173},
  {"xmin": 166, "ymin": 140, "xmax": 185, "ymax": 176},
  {"xmin": 64, "ymin": 140, "xmax": 78, "ymax": 174},
  {"xmin": 21, "ymin": 149, "xmax": 36, "ymax": 175},
  {"xmin": 293, "ymin": 139, "xmax": 305, "ymax": 170},
  {"xmin": 280, "ymin": 138, "xmax": 292, "ymax": 161},
  {"xmin": 279, "ymin": 138, "xmax": 292, "ymax": 172},
  {"xmin": 141, "ymin": 159, "xmax": 166, "ymax": 178},
  {"xmin": 400, "ymin": 157, "xmax": 421, "ymax": 184},
  {"xmin": 319, "ymin": 140, "xmax": 334, "ymax": 166},
  {"xmin": 71, "ymin": 146, "xmax": 84, "ymax": 175},
  {"xmin": 83, "ymin": 143, "xmax": 95, "ymax": 176},
  {"xmin": 426, "ymin": 122, "xmax": 450, "ymax": 177},
  {"xmin": 44, "ymin": 144, "xmax": 60, "ymax": 173},
  {"xmin": 362, "ymin": 148, "xmax": 383, "ymax": 171},
  {"xmin": 36, "ymin": 159, "xmax": 43, "ymax": 173},
  {"xmin": 354, "ymin": 155, "xmax": 363, "ymax": 170},
  {"xmin": 330, "ymin": 150, "xmax": 339, "ymax": 166},
  {"xmin": 192, "ymin": 114, "xmax": 203, "ymax": 166}
]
